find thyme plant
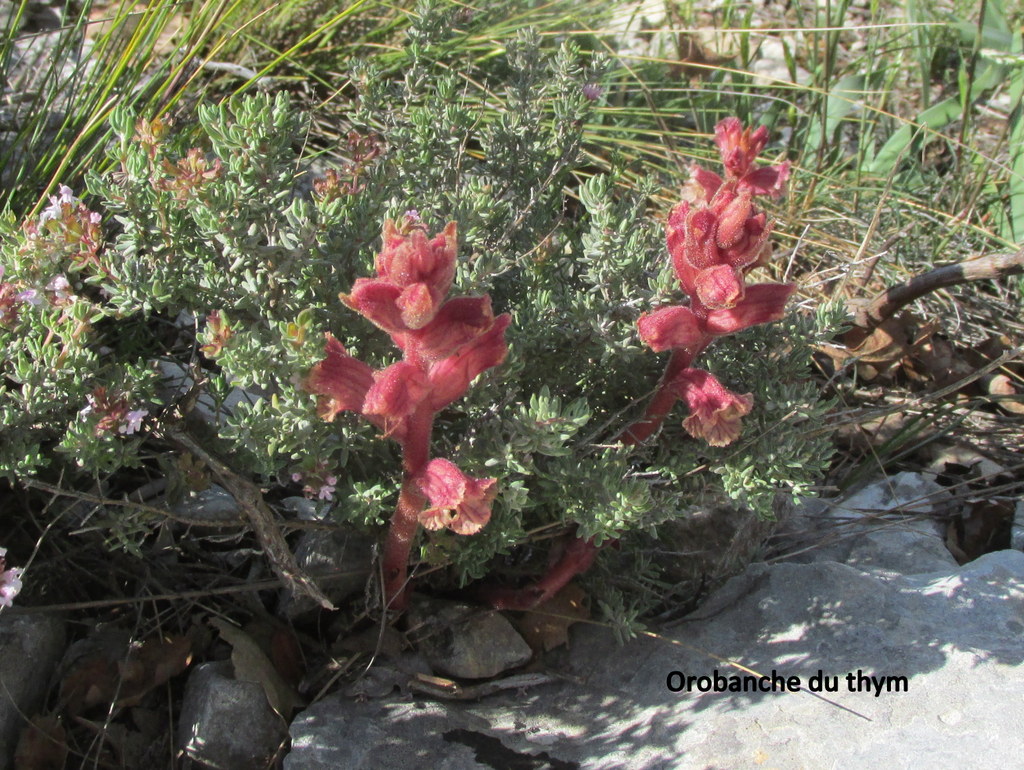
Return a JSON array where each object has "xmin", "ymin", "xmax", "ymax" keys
[{"xmin": 0, "ymin": 17, "xmax": 839, "ymax": 619}]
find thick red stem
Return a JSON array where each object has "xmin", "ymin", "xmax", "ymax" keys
[
  {"xmin": 482, "ymin": 533, "xmax": 600, "ymax": 610},
  {"xmin": 480, "ymin": 331, "xmax": 712, "ymax": 611},
  {"xmin": 381, "ymin": 391, "xmax": 434, "ymax": 611}
]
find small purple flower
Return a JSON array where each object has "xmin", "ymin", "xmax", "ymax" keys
[
  {"xmin": 118, "ymin": 409, "xmax": 149, "ymax": 435},
  {"xmin": 46, "ymin": 274, "xmax": 72, "ymax": 304},
  {"xmin": 317, "ymin": 476, "xmax": 339, "ymax": 501},
  {"xmin": 16, "ymin": 289, "xmax": 40, "ymax": 306},
  {"xmin": 39, "ymin": 184, "xmax": 77, "ymax": 224},
  {"xmin": 582, "ymin": 83, "xmax": 603, "ymax": 102},
  {"xmin": 0, "ymin": 548, "xmax": 23, "ymax": 608}
]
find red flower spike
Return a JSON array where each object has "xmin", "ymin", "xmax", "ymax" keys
[
  {"xmin": 704, "ymin": 283, "xmax": 797, "ymax": 335},
  {"xmin": 670, "ymin": 368, "xmax": 754, "ymax": 447},
  {"xmin": 401, "ymin": 296, "xmax": 497, "ymax": 362},
  {"xmin": 694, "ymin": 264, "xmax": 745, "ymax": 310},
  {"xmin": 304, "ymin": 333, "xmax": 375, "ymax": 421},
  {"xmin": 416, "ymin": 458, "xmax": 497, "ymax": 535},
  {"xmin": 715, "ymin": 118, "xmax": 769, "ymax": 179},
  {"xmin": 373, "ymin": 220, "xmax": 457, "ymax": 329},
  {"xmin": 362, "ymin": 361, "xmax": 430, "ymax": 434},
  {"xmin": 638, "ymin": 306, "xmax": 705, "ymax": 352},
  {"xmin": 428, "ymin": 313, "xmax": 511, "ymax": 411}
]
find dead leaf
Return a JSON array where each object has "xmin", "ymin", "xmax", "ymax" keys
[
  {"xmin": 59, "ymin": 634, "xmax": 192, "ymax": 715},
  {"xmin": 986, "ymin": 374, "xmax": 1024, "ymax": 414},
  {"xmin": 514, "ymin": 583, "xmax": 590, "ymax": 653},
  {"xmin": 242, "ymin": 617, "xmax": 305, "ymax": 690},
  {"xmin": 116, "ymin": 635, "xmax": 193, "ymax": 707},
  {"xmin": 14, "ymin": 715, "xmax": 67, "ymax": 770},
  {"xmin": 210, "ymin": 618, "xmax": 303, "ymax": 719}
]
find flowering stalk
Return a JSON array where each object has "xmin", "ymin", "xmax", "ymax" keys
[
  {"xmin": 486, "ymin": 119, "xmax": 795, "ymax": 610},
  {"xmin": 299, "ymin": 215, "xmax": 510, "ymax": 610}
]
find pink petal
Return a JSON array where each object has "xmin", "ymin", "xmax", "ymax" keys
[
  {"xmin": 415, "ymin": 459, "xmax": 496, "ymax": 535},
  {"xmin": 397, "ymin": 282, "xmax": 439, "ymax": 329},
  {"xmin": 417, "ymin": 458, "xmax": 467, "ymax": 510},
  {"xmin": 670, "ymin": 368, "xmax": 754, "ymax": 447},
  {"xmin": 375, "ymin": 220, "xmax": 457, "ymax": 298},
  {"xmin": 637, "ymin": 306, "xmax": 705, "ymax": 352},
  {"xmin": 713, "ymin": 189, "xmax": 753, "ymax": 249},
  {"xmin": 682, "ymin": 208, "xmax": 720, "ymax": 269},
  {"xmin": 687, "ymin": 165, "xmax": 724, "ymax": 202},
  {"xmin": 720, "ymin": 213, "xmax": 770, "ymax": 270},
  {"xmin": 403, "ymin": 296, "xmax": 497, "ymax": 361},
  {"xmin": 449, "ymin": 476, "xmax": 496, "ymax": 535},
  {"xmin": 739, "ymin": 162, "xmax": 790, "ymax": 198},
  {"xmin": 694, "ymin": 264, "xmax": 744, "ymax": 310},
  {"xmin": 304, "ymin": 334, "xmax": 375, "ymax": 421},
  {"xmin": 705, "ymin": 283, "xmax": 796, "ymax": 334},
  {"xmin": 340, "ymin": 279, "xmax": 407, "ymax": 334},
  {"xmin": 428, "ymin": 314, "xmax": 510, "ymax": 411},
  {"xmin": 362, "ymin": 361, "xmax": 430, "ymax": 432}
]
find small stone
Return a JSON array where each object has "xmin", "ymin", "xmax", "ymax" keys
[
  {"xmin": 407, "ymin": 600, "xmax": 532, "ymax": 680},
  {"xmin": 173, "ymin": 484, "xmax": 240, "ymax": 523},
  {"xmin": 0, "ymin": 613, "xmax": 66, "ymax": 770},
  {"xmin": 178, "ymin": 661, "xmax": 287, "ymax": 769},
  {"xmin": 278, "ymin": 529, "xmax": 375, "ymax": 620}
]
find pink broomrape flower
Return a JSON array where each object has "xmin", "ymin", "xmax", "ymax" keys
[
  {"xmin": 638, "ymin": 283, "xmax": 796, "ymax": 353},
  {"xmin": 416, "ymin": 458, "xmax": 497, "ymax": 535},
  {"xmin": 302, "ymin": 218, "xmax": 510, "ymax": 608},
  {"xmin": 669, "ymin": 368, "xmax": 753, "ymax": 447},
  {"xmin": 304, "ymin": 334, "xmax": 375, "ymax": 422}
]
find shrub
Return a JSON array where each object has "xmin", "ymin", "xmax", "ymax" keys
[{"xmin": 0, "ymin": 21, "xmax": 839, "ymax": 620}]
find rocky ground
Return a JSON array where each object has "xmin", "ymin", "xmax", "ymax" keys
[{"xmin": 3, "ymin": 472, "xmax": 1023, "ymax": 768}]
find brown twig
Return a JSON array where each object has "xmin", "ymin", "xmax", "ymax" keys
[
  {"xmin": 162, "ymin": 426, "xmax": 335, "ymax": 610},
  {"xmin": 848, "ymin": 246, "xmax": 1024, "ymax": 332}
]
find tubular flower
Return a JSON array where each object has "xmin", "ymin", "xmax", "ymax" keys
[
  {"xmin": 303, "ymin": 333, "xmax": 375, "ymax": 422},
  {"xmin": 362, "ymin": 361, "xmax": 430, "ymax": 437},
  {"xmin": 427, "ymin": 313, "xmax": 511, "ymax": 411},
  {"xmin": 669, "ymin": 368, "xmax": 753, "ymax": 447},
  {"xmin": 416, "ymin": 458, "xmax": 497, "ymax": 535}
]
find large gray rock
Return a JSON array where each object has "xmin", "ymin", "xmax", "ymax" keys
[
  {"xmin": 0, "ymin": 613, "xmax": 66, "ymax": 770},
  {"xmin": 285, "ymin": 474, "xmax": 1024, "ymax": 769}
]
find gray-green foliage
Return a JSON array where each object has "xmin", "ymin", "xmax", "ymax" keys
[{"xmin": 0, "ymin": 10, "xmax": 837, "ymax": 610}]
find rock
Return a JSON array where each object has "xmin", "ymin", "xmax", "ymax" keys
[
  {"xmin": 0, "ymin": 613, "xmax": 66, "ymax": 770},
  {"xmin": 406, "ymin": 600, "xmax": 532, "ymax": 679},
  {"xmin": 282, "ymin": 476, "xmax": 1024, "ymax": 769},
  {"xmin": 172, "ymin": 484, "xmax": 241, "ymax": 523},
  {"xmin": 286, "ymin": 699, "xmax": 488, "ymax": 770},
  {"xmin": 780, "ymin": 471, "xmax": 956, "ymax": 574},
  {"xmin": 155, "ymin": 360, "xmax": 266, "ymax": 429},
  {"xmin": 278, "ymin": 528, "xmax": 375, "ymax": 620},
  {"xmin": 178, "ymin": 661, "xmax": 288, "ymax": 769}
]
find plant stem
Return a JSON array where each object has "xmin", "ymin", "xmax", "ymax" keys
[
  {"xmin": 480, "ymin": 339, "xmax": 710, "ymax": 610},
  {"xmin": 380, "ymin": 399, "xmax": 434, "ymax": 610}
]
